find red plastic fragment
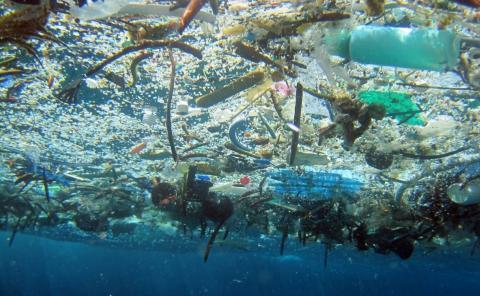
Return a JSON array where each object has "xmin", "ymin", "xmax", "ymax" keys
[{"xmin": 240, "ymin": 175, "xmax": 250, "ymax": 185}]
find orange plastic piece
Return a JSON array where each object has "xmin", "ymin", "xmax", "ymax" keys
[{"xmin": 128, "ymin": 142, "xmax": 147, "ymax": 154}]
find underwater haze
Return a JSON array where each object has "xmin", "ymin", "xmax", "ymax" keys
[{"xmin": 1, "ymin": 0, "xmax": 480, "ymax": 295}]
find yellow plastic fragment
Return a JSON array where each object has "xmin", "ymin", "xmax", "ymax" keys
[
  {"xmin": 296, "ymin": 23, "xmax": 313, "ymax": 34},
  {"xmin": 244, "ymin": 77, "xmax": 273, "ymax": 102},
  {"xmin": 0, "ymin": 69, "xmax": 23, "ymax": 76},
  {"xmin": 222, "ymin": 24, "xmax": 246, "ymax": 36},
  {"xmin": 251, "ymin": 19, "xmax": 281, "ymax": 35},
  {"xmin": 195, "ymin": 68, "xmax": 266, "ymax": 107},
  {"xmin": 229, "ymin": 3, "xmax": 249, "ymax": 12}
]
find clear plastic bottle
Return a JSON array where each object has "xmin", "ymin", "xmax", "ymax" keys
[{"xmin": 326, "ymin": 26, "xmax": 461, "ymax": 71}]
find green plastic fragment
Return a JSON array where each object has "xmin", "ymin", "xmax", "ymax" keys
[
  {"xmin": 358, "ymin": 90, "xmax": 425, "ymax": 126},
  {"xmin": 121, "ymin": 40, "xmax": 134, "ymax": 48},
  {"xmin": 49, "ymin": 184, "xmax": 62, "ymax": 196},
  {"xmin": 468, "ymin": 99, "xmax": 480, "ymax": 109},
  {"xmin": 33, "ymin": 184, "xmax": 63, "ymax": 198}
]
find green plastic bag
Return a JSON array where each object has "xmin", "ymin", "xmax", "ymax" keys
[{"xmin": 359, "ymin": 90, "xmax": 424, "ymax": 126}]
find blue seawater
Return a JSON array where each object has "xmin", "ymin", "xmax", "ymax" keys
[{"xmin": 1, "ymin": 232, "xmax": 479, "ymax": 296}]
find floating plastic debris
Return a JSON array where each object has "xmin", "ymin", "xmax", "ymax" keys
[
  {"xmin": 195, "ymin": 174, "xmax": 212, "ymax": 183},
  {"xmin": 358, "ymin": 90, "xmax": 424, "ymax": 126},
  {"xmin": 1, "ymin": 0, "xmax": 479, "ymax": 266},
  {"xmin": 271, "ymin": 80, "xmax": 294, "ymax": 97},
  {"xmin": 326, "ymin": 26, "xmax": 460, "ymax": 71},
  {"xmin": 266, "ymin": 168, "xmax": 363, "ymax": 199},
  {"xmin": 448, "ymin": 179, "xmax": 480, "ymax": 205},
  {"xmin": 142, "ymin": 105, "xmax": 158, "ymax": 127},
  {"xmin": 285, "ymin": 122, "xmax": 300, "ymax": 133},
  {"xmin": 23, "ymin": 145, "xmax": 41, "ymax": 174},
  {"xmin": 239, "ymin": 175, "xmax": 250, "ymax": 185},
  {"xmin": 67, "ymin": 1, "xmax": 216, "ymax": 23},
  {"xmin": 195, "ymin": 69, "xmax": 265, "ymax": 107},
  {"xmin": 128, "ymin": 142, "xmax": 147, "ymax": 155},
  {"xmin": 176, "ymin": 100, "xmax": 189, "ymax": 115}
]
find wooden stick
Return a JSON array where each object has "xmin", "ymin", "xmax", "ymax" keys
[
  {"xmin": 166, "ymin": 48, "xmax": 178, "ymax": 161},
  {"xmin": 129, "ymin": 51, "xmax": 153, "ymax": 87},
  {"xmin": 86, "ymin": 40, "xmax": 202, "ymax": 77},
  {"xmin": 289, "ymin": 82, "xmax": 303, "ymax": 166}
]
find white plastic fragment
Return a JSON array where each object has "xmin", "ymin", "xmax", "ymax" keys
[
  {"xmin": 447, "ymin": 179, "xmax": 480, "ymax": 206},
  {"xmin": 176, "ymin": 101, "xmax": 189, "ymax": 115},
  {"xmin": 415, "ymin": 115, "xmax": 459, "ymax": 139},
  {"xmin": 68, "ymin": 0, "xmax": 135, "ymax": 20},
  {"xmin": 115, "ymin": 4, "xmax": 216, "ymax": 24},
  {"xmin": 142, "ymin": 105, "xmax": 158, "ymax": 126},
  {"xmin": 286, "ymin": 122, "xmax": 300, "ymax": 133},
  {"xmin": 68, "ymin": 1, "xmax": 216, "ymax": 23},
  {"xmin": 210, "ymin": 182, "xmax": 250, "ymax": 196},
  {"xmin": 85, "ymin": 78, "xmax": 99, "ymax": 88}
]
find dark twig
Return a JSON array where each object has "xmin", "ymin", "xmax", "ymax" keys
[
  {"xmin": 289, "ymin": 83, "xmax": 303, "ymax": 165},
  {"xmin": 8, "ymin": 216, "xmax": 22, "ymax": 247},
  {"xmin": 166, "ymin": 48, "xmax": 178, "ymax": 162},
  {"xmin": 270, "ymin": 91, "xmax": 285, "ymax": 121},
  {"xmin": 233, "ymin": 41, "xmax": 297, "ymax": 78},
  {"xmin": 180, "ymin": 142, "xmax": 208, "ymax": 154},
  {"xmin": 302, "ymin": 85, "xmax": 342, "ymax": 103},
  {"xmin": 57, "ymin": 40, "xmax": 202, "ymax": 103},
  {"xmin": 258, "ymin": 175, "xmax": 268, "ymax": 196},
  {"xmin": 224, "ymin": 142, "xmax": 261, "ymax": 159},
  {"xmin": 56, "ymin": 77, "xmax": 82, "ymax": 104},
  {"xmin": 396, "ymin": 146, "xmax": 471, "ymax": 160},
  {"xmin": 42, "ymin": 168, "xmax": 50, "ymax": 203},
  {"xmin": 204, "ymin": 219, "xmax": 226, "ymax": 262},
  {"xmin": 129, "ymin": 51, "xmax": 154, "ymax": 87},
  {"xmin": 0, "ymin": 37, "xmax": 42, "ymax": 66},
  {"xmin": 86, "ymin": 40, "xmax": 202, "ymax": 77},
  {"xmin": 178, "ymin": 153, "xmax": 211, "ymax": 161},
  {"xmin": 396, "ymin": 82, "xmax": 473, "ymax": 91}
]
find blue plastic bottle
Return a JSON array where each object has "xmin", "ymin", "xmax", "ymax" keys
[{"xmin": 326, "ymin": 26, "xmax": 461, "ymax": 71}]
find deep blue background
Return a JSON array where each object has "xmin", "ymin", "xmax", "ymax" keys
[{"xmin": 1, "ymin": 232, "xmax": 479, "ymax": 296}]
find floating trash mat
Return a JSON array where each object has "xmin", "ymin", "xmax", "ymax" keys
[{"xmin": 0, "ymin": 0, "xmax": 479, "ymax": 265}]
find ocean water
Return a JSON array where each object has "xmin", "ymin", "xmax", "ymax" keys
[
  {"xmin": 1, "ymin": 232, "xmax": 479, "ymax": 296},
  {"xmin": 2, "ymin": 1, "xmax": 480, "ymax": 295}
]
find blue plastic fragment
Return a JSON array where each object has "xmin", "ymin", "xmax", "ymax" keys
[
  {"xmin": 253, "ymin": 159, "xmax": 272, "ymax": 167},
  {"xmin": 229, "ymin": 119, "xmax": 253, "ymax": 152},
  {"xmin": 462, "ymin": 161, "xmax": 480, "ymax": 179},
  {"xmin": 245, "ymin": 31, "xmax": 256, "ymax": 42},
  {"xmin": 43, "ymin": 170, "xmax": 71, "ymax": 186},
  {"xmin": 23, "ymin": 159, "xmax": 71, "ymax": 186},
  {"xmin": 195, "ymin": 174, "xmax": 211, "ymax": 182},
  {"xmin": 266, "ymin": 168, "xmax": 363, "ymax": 199},
  {"xmin": 0, "ymin": 76, "xmax": 14, "ymax": 89}
]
